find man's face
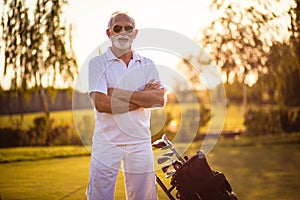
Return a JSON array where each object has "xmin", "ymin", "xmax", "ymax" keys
[{"xmin": 107, "ymin": 14, "xmax": 137, "ymax": 50}]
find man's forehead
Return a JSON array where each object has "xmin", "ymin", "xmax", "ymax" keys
[{"xmin": 111, "ymin": 14, "xmax": 134, "ymax": 25}]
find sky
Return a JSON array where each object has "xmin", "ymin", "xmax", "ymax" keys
[
  {"xmin": 1, "ymin": 0, "xmax": 294, "ymax": 90},
  {"xmin": 66, "ymin": 0, "xmax": 214, "ymax": 66},
  {"xmin": 65, "ymin": 0, "xmax": 295, "ymax": 91},
  {"xmin": 0, "ymin": 0, "xmax": 217, "ymax": 90}
]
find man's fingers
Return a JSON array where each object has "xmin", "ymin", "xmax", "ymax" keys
[
  {"xmin": 144, "ymin": 80, "xmax": 161, "ymax": 90},
  {"xmin": 144, "ymin": 79, "xmax": 155, "ymax": 89},
  {"xmin": 152, "ymin": 82, "xmax": 161, "ymax": 89}
]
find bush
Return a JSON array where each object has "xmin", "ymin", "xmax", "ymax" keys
[
  {"xmin": 0, "ymin": 128, "xmax": 25, "ymax": 147},
  {"xmin": 244, "ymin": 106, "xmax": 300, "ymax": 135},
  {"xmin": 0, "ymin": 116, "xmax": 82, "ymax": 147}
]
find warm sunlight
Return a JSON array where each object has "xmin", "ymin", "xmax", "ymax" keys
[{"xmin": 66, "ymin": 0, "xmax": 213, "ymax": 66}]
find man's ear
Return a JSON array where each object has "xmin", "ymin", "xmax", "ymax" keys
[
  {"xmin": 106, "ymin": 29, "xmax": 111, "ymax": 38},
  {"xmin": 133, "ymin": 29, "xmax": 138, "ymax": 39}
]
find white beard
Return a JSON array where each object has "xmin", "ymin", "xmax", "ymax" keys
[{"xmin": 111, "ymin": 34, "xmax": 133, "ymax": 50}]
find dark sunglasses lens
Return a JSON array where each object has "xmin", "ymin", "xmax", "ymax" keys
[
  {"xmin": 112, "ymin": 25, "xmax": 134, "ymax": 33},
  {"xmin": 113, "ymin": 25, "xmax": 122, "ymax": 33},
  {"xmin": 125, "ymin": 26, "xmax": 134, "ymax": 33}
]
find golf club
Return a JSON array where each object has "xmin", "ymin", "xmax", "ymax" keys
[
  {"xmin": 152, "ymin": 138, "xmax": 166, "ymax": 148},
  {"xmin": 162, "ymin": 134, "xmax": 185, "ymax": 164},
  {"xmin": 163, "ymin": 152, "xmax": 175, "ymax": 157},
  {"xmin": 166, "ymin": 170, "xmax": 176, "ymax": 178},
  {"xmin": 157, "ymin": 155, "xmax": 173, "ymax": 165}
]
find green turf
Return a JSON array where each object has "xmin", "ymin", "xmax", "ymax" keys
[
  {"xmin": 0, "ymin": 157, "xmax": 90, "ymax": 200},
  {"xmin": 202, "ymin": 140, "xmax": 300, "ymax": 200},
  {"xmin": 0, "ymin": 146, "xmax": 91, "ymax": 163},
  {"xmin": 0, "ymin": 133, "xmax": 299, "ymax": 200}
]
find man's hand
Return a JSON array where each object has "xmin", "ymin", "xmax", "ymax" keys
[
  {"xmin": 142, "ymin": 80, "xmax": 166, "ymax": 108},
  {"xmin": 144, "ymin": 79, "xmax": 161, "ymax": 91}
]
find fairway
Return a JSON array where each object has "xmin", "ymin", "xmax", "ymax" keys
[
  {"xmin": 0, "ymin": 134, "xmax": 299, "ymax": 200},
  {"xmin": 0, "ymin": 157, "xmax": 90, "ymax": 200}
]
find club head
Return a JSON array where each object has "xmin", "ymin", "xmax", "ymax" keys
[
  {"xmin": 160, "ymin": 145, "xmax": 170, "ymax": 150},
  {"xmin": 166, "ymin": 169, "xmax": 176, "ymax": 178},
  {"xmin": 157, "ymin": 156, "xmax": 172, "ymax": 164},
  {"xmin": 163, "ymin": 152, "xmax": 174, "ymax": 157},
  {"xmin": 152, "ymin": 139, "xmax": 167, "ymax": 149},
  {"xmin": 162, "ymin": 163, "xmax": 172, "ymax": 173}
]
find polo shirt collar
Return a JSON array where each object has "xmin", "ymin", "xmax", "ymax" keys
[{"xmin": 105, "ymin": 47, "xmax": 141, "ymax": 62}]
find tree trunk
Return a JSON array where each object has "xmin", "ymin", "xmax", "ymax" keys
[
  {"xmin": 40, "ymin": 88, "xmax": 50, "ymax": 118},
  {"xmin": 242, "ymin": 82, "xmax": 247, "ymax": 116}
]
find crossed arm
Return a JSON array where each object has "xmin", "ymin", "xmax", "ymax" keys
[{"xmin": 90, "ymin": 80, "xmax": 167, "ymax": 114}]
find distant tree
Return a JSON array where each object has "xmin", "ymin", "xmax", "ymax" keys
[
  {"xmin": 0, "ymin": 0, "xmax": 33, "ymax": 126},
  {"xmin": 266, "ymin": 0, "xmax": 300, "ymax": 106},
  {"xmin": 224, "ymin": 77, "xmax": 243, "ymax": 104},
  {"xmin": 0, "ymin": 0, "xmax": 78, "ymax": 120},
  {"xmin": 247, "ymin": 75, "xmax": 277, "ymax": 105},
  {"xmin": 198, "ymin": 0, "xmax": 292, "ymax": 112}
]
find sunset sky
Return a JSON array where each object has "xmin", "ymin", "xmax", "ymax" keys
[
  {"xmin": 67, "ymin": 0, "xmax": 214, "ymax": 65},
  {"xmin": 0, "ymin": 0, "xmax": 294, "ymax": 90},
  {"xmin": 0, "ymin": 0, "xmax": 217, "ymax": 90}
]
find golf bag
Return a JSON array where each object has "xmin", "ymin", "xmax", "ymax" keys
[
  {"xmin": 171, "ymin": 151, "xmax": 236, "ymax": 200},
  {"xmin": 153, "ymin": 134, "xmax": 238, "ymax": 200}
]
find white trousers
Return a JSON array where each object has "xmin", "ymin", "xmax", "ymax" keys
[{"xmin": 87, "ymin": 142, "xmax": 158, "ymax": 200}]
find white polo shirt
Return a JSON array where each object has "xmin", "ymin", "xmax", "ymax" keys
[{"xmin": 88, "ymin": 48, "xmax": 162, "ymax": 145}]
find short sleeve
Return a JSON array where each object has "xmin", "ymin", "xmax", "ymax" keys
[{"xmin": 88, "ymin": 57, "xmax": 108, "ymax": 96}]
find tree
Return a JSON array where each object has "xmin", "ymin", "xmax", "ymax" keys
[
  {"xmin": 1, "ymin": 0, "xmax": 78, "ymax": 120},
  {"xmin": 199, "ymin": 0, "xmax": 292, "ymax": 112},
  {"xmin": 0, "ymin": 0, "xmax": 33, "ymax": 126},
  {"xmin": 266, "ymin": 0, "xmax": 300, "ymax": 106}
]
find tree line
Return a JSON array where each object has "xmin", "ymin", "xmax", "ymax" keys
[
  {"xmin": 0, "ymin": 0, "xmax": 78, "ymax": 120},
  {"xmin": 179, "ymin": 0, "xmax": 300, "ymax": 109}
]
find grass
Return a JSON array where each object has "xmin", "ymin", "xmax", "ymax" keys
[
  {"xmin": 199, "ymin": 134, "xmax": 300, "ymax": 200},
  {"xmin": 0, "ymin": 157, "xmax": 90, "ymax": 200},
  {"xmin": 0, "ymin": 146, "xmax": 91, "ymax": 163},
  {"xmin": 0, "ymin": 103, "xmax": 246, "ymax": 131},
  {"xmin": 0, "ymin": 133, "xmax": 299, "ymax": 199}
]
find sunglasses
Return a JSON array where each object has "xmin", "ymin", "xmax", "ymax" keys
[{"xmin": 112, "ymin": 25, "xmax": 134, "ymax": 33}]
